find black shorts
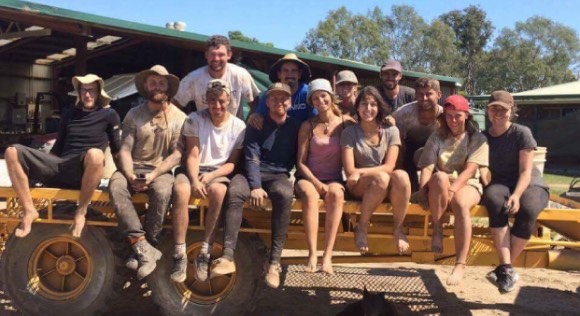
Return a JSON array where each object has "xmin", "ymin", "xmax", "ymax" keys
[{"xmin": 12, "ymin": 144, "xmax": 86, "ymax": 189}]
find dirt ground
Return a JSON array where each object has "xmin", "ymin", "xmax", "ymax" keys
[{"xmin": 1, "ymin": 261, "xmax": 578, "ymax": 316}]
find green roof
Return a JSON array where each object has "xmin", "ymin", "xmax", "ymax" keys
[{"xmin": 0, "ymin": 0, "xmax": 463, "ymax": 84}]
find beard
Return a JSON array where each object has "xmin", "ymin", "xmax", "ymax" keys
[
  {"xmin": 284, "ymin": 77, "xmax": 297, "ymax": 89},
  {"xmin": 147, "ymin": 90, "xmax": 169, "ymax": 103}
]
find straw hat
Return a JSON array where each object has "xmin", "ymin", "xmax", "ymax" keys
[
  {"xmin": 72, "ymin": 74, "xmax": 111, "ymax": 108},
  {"xmin": 134, "ymin": 65, "xmax": 180, "ymax": 100},
  {"xmin": 269, "ymin": 53, "xmax": 311, "ymax": 83}
]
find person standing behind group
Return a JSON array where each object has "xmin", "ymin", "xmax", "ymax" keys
[
  {"xmin": 377, "ymin": 60, "xmax": 415, "ymax": 113},
  {"xmin": 169, "ymin": 79, "xmax": 246, "ymax": 283},
  {"xmin": 415, "ymin": 95, "xmax": 488, "ymax": 286},
  {"xmin": 481, "ymin": 91, "xmax": 549, "ymax": 293},
  {"xmin": 334, "ymin": 70, "xmax": 358, "ymax": 116},
  {"xmin": 295, "ymin": 79, "xmax": 355, "ymax": 274},
  {"xmin": 173, "ymin": 35, "xmax": 260, "ymax": 119},
  {"xmin": 340, "ymin": 86, "xmax": 411, "ymax": 255}
]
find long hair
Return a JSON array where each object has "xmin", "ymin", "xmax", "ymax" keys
[{"xmin": 354, "ymin": 86, "xmax": 387, "ymax": 123}]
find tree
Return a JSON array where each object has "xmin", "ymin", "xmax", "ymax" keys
[
  {"xmin": 417, "ymin": 20, "xmax": 463, "ymax": 77},
  {"xmin": 228, "ymin": 30, "xmax": 274, "ymax": 48},
  {"xmin": 439, "ymin": 5, "xmax": 494, "ymax": 94}
]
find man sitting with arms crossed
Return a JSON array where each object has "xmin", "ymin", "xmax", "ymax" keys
[
  {"xmin": 109, "ymin": 65, "xmax": 186, "ymax": 280},
  {"xmin": 5, "ymin": 74, "xmax": 121, "ymax": 238},
  {"xmin": 212, "ymin": 82, "xmax": 300, "ymax": 289},
  {"xmin": 170, "ymin": 79, "xmax": 246, "ymax": 283}
]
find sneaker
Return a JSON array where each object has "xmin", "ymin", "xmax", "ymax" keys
[
  {"xmin": 194, "ymin": 252, "xmax": 210, "ymax": 282},
  {"xmin": 211, "ymin": 257, "xmax": 236, "ymax": 276},
  {"xmin": 131, "ymin": 239, "xmax": 162, "ymax": 280},
  {"xmin": 265, "ymin": 263, "xmax": 281, "ymax": 289},
  {"xmin": 126, "ymin": 254, "xmax": 139, "ymax": 271},
  {"xmin": 485, "ymin": 266, "xmax": 501, "ymax": 285},
  {"xmin": 171, "ymin": 255, "xmax": 188, "ymax": 283},
  {"xmin": 497, "ymin": 265, "xmax": 519, "ymax": 293}
]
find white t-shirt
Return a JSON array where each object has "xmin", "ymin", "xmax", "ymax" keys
[
  {"xmin": 182, "ymin": 109, "xmax": 246, "ymax": 169},
  {"xmin": 174, "ymin": 63, "xmax": 260, "ymax": 119}
]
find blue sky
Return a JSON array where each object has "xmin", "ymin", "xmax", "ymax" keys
[{"xmin": 33, "ymin": 0, "xmax": 580, "ymax": 51}]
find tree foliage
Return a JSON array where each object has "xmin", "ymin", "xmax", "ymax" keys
[{"xmin": 228, "ymin": 30, "xmax": 274, "ymax": 48}]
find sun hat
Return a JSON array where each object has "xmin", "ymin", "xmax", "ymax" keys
[
  {"xmin": 487, "ymin": 90, "xmax": 514, "ymax": 109},
  {"xmin": 269, "ymin": 53, "xmax": 311, "ymax": 83},
  {"xmin": 134, "ymin": 65, "xmax": 180, "ymax": 100},
  {"xmin": 206, "ymin": 79, "xmax": 231, "ymax": 96},
  {"xmin": 266, "ymin": 82, "xmax": 292, "ymax": 96},
  {"xmin": 380, "ymin": 60, "xmax": 403, "ymax": 73},
  {"xmin": 307, "ymin": 79, "xmax": 334, "ymax": 105},
  {"xmin": 336, "ymin": 70, "xmax": 358, "ymax": 85},
  {"xmin": 72, "ymin": 74, "xmax": 111, "ymax": 108},
  {"xmin": 443, "ymin": 94, "xmax": 470, "ymax": 112}
]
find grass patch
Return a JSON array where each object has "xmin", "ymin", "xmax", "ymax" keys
[{"xmin": 543, "ymin": 173, "xmax": 577, "ymax": 196}]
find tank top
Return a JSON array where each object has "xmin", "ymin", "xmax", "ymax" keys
[{"xmin": 306, "ymin": 118, "xmax": 344, "ymax": 181}]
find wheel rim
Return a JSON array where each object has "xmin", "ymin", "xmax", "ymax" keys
[
  {"xmin": 174, "ymin": 242, "xmax": 236, "ymax": 304},
  {"xmin": 27, "ymin": 236, "xmax": 92, "ymax": 300}
]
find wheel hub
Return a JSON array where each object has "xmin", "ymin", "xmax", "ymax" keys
[{"xmin": 56, "ymin": 255, "xmax": 76, "ymax": 276}]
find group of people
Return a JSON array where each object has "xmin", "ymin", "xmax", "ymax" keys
[{"xmin": 5, "ymin": 35, "xmax": 549, "ymax": 294}]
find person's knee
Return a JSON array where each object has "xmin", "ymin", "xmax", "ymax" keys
[
  {"xmin": 207, "ymin": 183, "xmax": 227, "ymax": 199},
  {"xmin": 5, "ymin": 146, "xmax": 19, "ymax": 163},
  {"xmin": 325, "ymin": 186, "xmax": 344, "ymax": 202},
  {"xmin": 173, "ymin": 181, "xmax": 190, "ymax": 200},
  {"xmin": 450, "ymin": 198, "xmax": 472, "ymax": 218},
  {"xmin": 511, "ymin": 216, "xmax": 535, "ymax": 239},
  {"xmin": 371, "ymin": 172, "xmax": 390, "ymax": 189},
  {"xmin": 390, "ymin": 170, "xmax": 410, "ymax": 190},
  {"xmin": 226, "ymin": 182, "xmax": 249, "ymax": 201}
]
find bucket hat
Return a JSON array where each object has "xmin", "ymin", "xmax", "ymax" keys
[
  {"xmin": 307, "ymin": 79, "xmax": 334, "ymax": 105},
  {"xmin": 134, "ymin": 65, "xmax": 180, "ymax": 100},
  {"xmin": 72, "ymin": 74, "xmax": 111, "ymax": 108},
  {"xmin": 269, "ymin": 53, "xmax": 311, "ymax": 83},
  {"xmin": 487, "ymin": 90, "xmax": 514, "ymax": 109}
]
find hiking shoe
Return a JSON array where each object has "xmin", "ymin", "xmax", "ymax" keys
[
  {"xmin": 211, "ymin": 257, "xmax": 236, "ymax": 276},
  {"xmin": 194, "ymin": 252, "xmax": 210, "ymax": 282},
  {"xmin": 265, "ymin": 263, "xmax": 281, "ymax": 289},
  {"xmin": 497, "ymin": 265, "xmax": 519, "ymax": 293},
  {"xmin": 171, "ymin": 255, "xmax": 189, "ymax": 283},
  {"xmin": 131, "ymin": 239, "xmax": 162, "ymax": 280},
  {"xmin": 126, "ymin": 254, "xmax": 139, "ymax": 271}
]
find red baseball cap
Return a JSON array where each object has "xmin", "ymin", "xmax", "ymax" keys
[{"xmin": 443, "ymin": 95, "xmax": 470, "ymax": 112}]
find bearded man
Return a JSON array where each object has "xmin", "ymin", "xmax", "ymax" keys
[{"xmin": 109, "ymin": 65, "xmax": 187, "ymax": 280}]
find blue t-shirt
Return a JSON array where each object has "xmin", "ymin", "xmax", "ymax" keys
[{"xmin": 256, "ymin": 82, "xmax": 317, "ymax": 123}]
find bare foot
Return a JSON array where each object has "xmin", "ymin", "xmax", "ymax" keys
[
  {"xmin": 394, "ymin": 229, "xmax": 410, "ymax": 254},
  {"xmin": 447, "ymin": 263, "xmax": 466, "ymax": 286},
  {"xmin": 305, "ymin": 255, "xmax": 317, "ymax": 273},
  {"xmin": 71, "ymin": 213, "xmax": 86, "ymax": 238},
  {"xmin": 431, "ymin": 227, "xmax": 444, "ymax": 253},
  {"xmin": 14, "ymin": 208, "xmax": 39, "ymax": 238},
  {"xmin": 354, "ymin": 225, "xmax": 369, "ymax": 254},
  {"xmin": 321, "ymin": 256, "xmax": 334, "ymax": 274}
]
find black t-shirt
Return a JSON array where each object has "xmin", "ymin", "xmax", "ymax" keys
[
  {"xmin": 377, "ymin": 84, "xmax": 415, "ymax": 113},
  {"xmin": 51, "ymin": 107, "xmax": 122, "ymax": 158},
  {"xmin": 483, "ymin": 123, "xmax": 545, "ymax": 188}
]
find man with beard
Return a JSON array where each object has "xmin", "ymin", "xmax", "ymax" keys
[
  {"xmin": 5, "ymin": 74, "xmax": 121, "ymax": 238},
  {"xmin": 247, "ymin": 53, "xmax": 314, "ymax": 129},
  {"xmin": 377, "ymin": 60, "xmax": 415, "ymax": 113},
  {"xmin": 393, "ymin": 77, "xmax": 443, "ymax": 191},
  {"xmin": 109, "ymin": 65, "xmax": 187, "ymax": 280},
  {"xmin": 173, "ymin": 35, "xmax": 260, "ymax": 119}
]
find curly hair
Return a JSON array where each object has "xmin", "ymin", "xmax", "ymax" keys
[{"xmin": 206, "ymin": 35, "xmax": 231, "ymax": 52}]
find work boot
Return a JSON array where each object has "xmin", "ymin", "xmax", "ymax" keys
[
  {"xmin": 265, "ymin": 263, "xmax": 281, "ymax": 289},
  {"xmin": 211, "ymin": 257, "xmax": 236, "ymax": 276},
  {"xmin": 132, "ymin": 239, "xmax": 162, "ymax": 280},
  {"xmin": 126, "ymin": 254, "xmax": 139, "ymax": 271},
  {"xmin": 170, "ymin": 255, "xmax": 189, "ymax": 283},
  {"xmin": 497, "ymin": 265, "xmax": 519, "ymax": 293},
  {"xmin": 194, "ymin": 252, "xmax": 210, "ymax": 282}
]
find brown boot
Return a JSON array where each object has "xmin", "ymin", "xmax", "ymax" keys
[{"xmin": 132, "ymin": 239, "xmax": 162, "ymax": 280}]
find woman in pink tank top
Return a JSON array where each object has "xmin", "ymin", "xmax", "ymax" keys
[{"xmin": 295, "ymin": 79, "xmax": 355, "ymax": 274}]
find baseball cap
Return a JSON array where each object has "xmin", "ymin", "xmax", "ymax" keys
[
  {"xmin": 487, "ymin": 90, "xmax": 514, "ymax": 109},
  {"xmin": 443, "ymin": 95, "xmax": 470, "ymax": 112},
  {"xmin": 336, "ymin": 70, "xmax": 358, "ymax": 85},
  {"xmin": 266, "ymin": 82, "xmax": 291, "ymax": 96},
  {"xmin": 380, "ymin": 60, "xmax": 403, "ymax": 73},
  {"xmin": 206, "ymin": 79, "xmax": 231, "ymax": 95}
]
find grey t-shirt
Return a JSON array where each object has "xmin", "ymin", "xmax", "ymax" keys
[
  {"xmin": 340, "ymin": 124, "xmax": 401, "ymax": 167},
  {"xmin": 483, "ymin": 123, "xmax": 546, "ymax": 188}
]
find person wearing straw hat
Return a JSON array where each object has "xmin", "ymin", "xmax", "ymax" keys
[
  {"xmin": 173, "ymin": 35, "xmax": 260, "ymax": 119},
  {"xmin": 109, "ymin": 65, "xmax": 187, "ymax": 280},
  {"xmin": 211, "ymin": 82, "xmax": 300, "ymax": 289},
  {"xmin": 247, "ymin": 53, "xmax": 315, "ymax": 129},
  {"xmin": 5, "ymin": 74, "xmax": 121, "ymax": 238}
]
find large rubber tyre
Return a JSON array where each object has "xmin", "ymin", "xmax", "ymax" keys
[
  {"xmin": 148, "ymin": 231, "xmax": 266, "ymax": 316},
  {"xmin": 0, "ymin": 224, "xmax": 124, "ymax": 316}
]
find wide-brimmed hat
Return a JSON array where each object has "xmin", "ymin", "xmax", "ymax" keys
[
  {"xmin": 269, "ymin": 53, "xmax": 311, "ymax": 83},
  {"xmin": 336, "ymin": 70, "xmax": 358, "ymax": 85},
  {"xmin": 134, "ymin": 65, "xmax": 180, "ymax": 100},
  {"xmin": 72, "ymin": 74, "xmax": 111, "ymax": 108},
  {"xmin": 266, "ymin": 82, "xmax": 292, "ymax": 96},
  {"xmin": 443, "ymin": 94, "xmax": 470, "ymax": 112},
  {"xmin": 487, "ymin": 90, "xmax": 514, "ymax": 110},
  {"xmin": 307, "ymin": 79, "xmax": 334, "ymax": 105}
]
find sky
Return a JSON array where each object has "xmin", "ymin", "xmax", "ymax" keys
[{"xmin": 31, "ymin": 0, "xmax": 580, "ymax": 51}]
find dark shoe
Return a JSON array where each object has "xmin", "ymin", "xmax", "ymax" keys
[
  {"xmin": 131, "ymin": 239, "xmax": 162, "ymax": 280},
  {"xmin": 126, "ymin": 254, "xmax": 139, "ymax": 271},
  {"xmin": 497, "ymin": 265, "xmax": 519, "ymax": 293},
  {"xmin": 485, "ymin": 266, "xmax": 501, "ymax": 285},
  {"xmin": 170, "ymin": 255, "xmax": 188, "ymax": 283},
  {"xmin": 194, "ymin": 252, "xmax": 211, "ymax": 281}
]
